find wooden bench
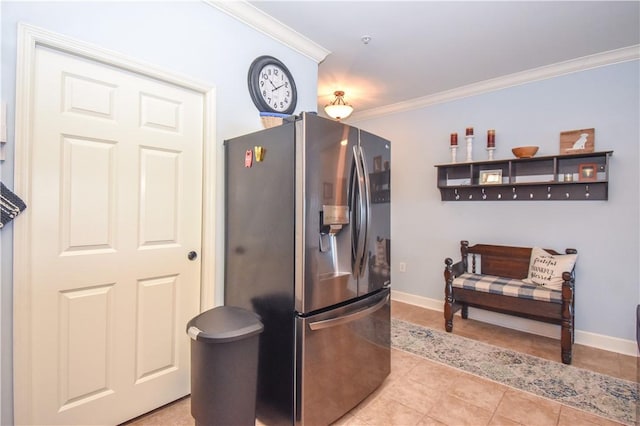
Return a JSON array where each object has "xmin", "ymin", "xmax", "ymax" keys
[{"xmin": 444, "ymin": 241, "xmax": 577, "ymax": 364}]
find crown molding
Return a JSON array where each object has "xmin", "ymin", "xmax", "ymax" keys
[
  {"xmin": 351, "ymin": 44, "xmax": 640, "ymax": 122},
  {"xmin": 205, "ymin": 0, "xmax": 330, "ymax": 63}
]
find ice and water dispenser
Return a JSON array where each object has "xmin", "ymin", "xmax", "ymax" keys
[{"xmin": 319, "ymin": 204, "xmax": 349, "ymax": 252}]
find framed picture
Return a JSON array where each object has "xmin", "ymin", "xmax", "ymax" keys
[
  {"xmin": 560, "ymin": 128, "xmax": 595, "ymax": 154},
  {"xmin": 480, "ymin": 169, "xmax": 502, "ymax": 185},
  {"xmin": 578, "ymin": 163, "xmax": 597, "ymax": 182},
  {"xmin": 373, "ymin": 155, "xmax": 382, "ymax": 172}
]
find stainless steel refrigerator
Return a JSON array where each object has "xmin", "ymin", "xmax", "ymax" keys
[{"xmin": 224, "ymin": 113, "xmax": 391, "ymax": 425}]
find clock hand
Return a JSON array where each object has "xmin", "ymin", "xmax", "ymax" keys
[{"xmin": 272, "ymin": 83, "xmax": 285, "ymax": 91}]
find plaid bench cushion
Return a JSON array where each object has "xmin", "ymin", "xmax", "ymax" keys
[{"xmin": 452, "ymin": 273, "xmax": 561, "ymax": 304}]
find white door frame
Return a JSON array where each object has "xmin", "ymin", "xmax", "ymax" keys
[{"xmin": 12, "ymin": 23, "xmax": 217, "ymax": 424}]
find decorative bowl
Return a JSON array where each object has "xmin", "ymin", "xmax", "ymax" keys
[{"xmin": 512, "ymin": 146, "xmax": 539, "ymax": 158}]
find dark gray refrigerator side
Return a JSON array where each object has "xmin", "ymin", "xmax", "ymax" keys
[{"xmin": 224, "ymin": 122, "xmax": 297, "ymax": 423}]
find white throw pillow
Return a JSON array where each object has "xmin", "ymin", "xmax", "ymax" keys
[{"xmin": 523, "ymin": 247, "xmax": 577, "ymax": 291}]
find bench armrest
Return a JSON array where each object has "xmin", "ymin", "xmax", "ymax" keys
[
  {"xmin": 561, "ymin": 270, "xmax": 575, "ymax": 304},
  {"xmin": 444, "ymin": 257, "xmax": 465, "ymax": 279}
]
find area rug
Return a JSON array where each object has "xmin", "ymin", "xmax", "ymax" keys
[{"xmin": 391, "ymin": 318, "xmax": 638, "ymax": 425}]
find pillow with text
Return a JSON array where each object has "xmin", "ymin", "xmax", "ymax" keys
[{"xmin": 523, "ymin": 247, "xmax": 577, "ymax": 291}]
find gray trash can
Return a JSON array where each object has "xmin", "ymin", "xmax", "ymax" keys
[{"xmin": 187, "ymin": 306, "xmax": 263, "ymax": 426}]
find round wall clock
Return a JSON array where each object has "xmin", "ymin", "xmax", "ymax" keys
[{"xmin": 247, "ymin": 55, "xmax": 297, "ymax": 114}]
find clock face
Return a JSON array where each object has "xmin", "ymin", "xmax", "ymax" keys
[
  {"xmin": 258, "ymin": 64, "xmax": 293, "ymax": 112},
  {"xmin": 248, "ymin": 56, "xmax": 297, "ymax": 114}
]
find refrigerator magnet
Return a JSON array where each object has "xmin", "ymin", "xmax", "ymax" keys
[
  {"xmin": 254, "ymin": 146, "xmax": 265, "ymax": 162},
  {"xmin": 245, "ymin": 149, "xmax": 253, "ymax": 168}
]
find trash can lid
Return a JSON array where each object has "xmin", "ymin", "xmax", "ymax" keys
[{"xmin": 187, "ymin": 306, "xmax": 264, "ymax": 343}]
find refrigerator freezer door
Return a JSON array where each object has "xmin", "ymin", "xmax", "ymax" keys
[
  {"xmin": 358, "ymin": 130, "xmax": 391, "ymax": 296},
  {"xmin": 295, "ymin": 288, "xmax": 390, "ymax": 426}
]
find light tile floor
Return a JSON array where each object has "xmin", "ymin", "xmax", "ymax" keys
[{"xmin": 124, "ymin": 301, "xmax": 638, "ymax": 426}]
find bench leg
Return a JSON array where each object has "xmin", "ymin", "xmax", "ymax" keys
[
  {"xmin": 561, "ymin": 319, "xmax": 573, "ymax": 365},
  {"xmin": 444, "ymin": 268, "xmax": 455, "ymax": 332},
  {"xmin": 461, "ymin": 305, "xmax": 468, "ymax": 319},
  {"xmin": 561, "ymin": 279, "xmax": 574, "ymax": 364},
  {"xmin": 444, "ymin": 299, "xmax": 454, "ymax": 332}
]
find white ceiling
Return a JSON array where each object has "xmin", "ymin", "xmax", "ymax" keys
[{"xmin": 248, "ymin": 1, "xmax": 640, "ymax": 118}]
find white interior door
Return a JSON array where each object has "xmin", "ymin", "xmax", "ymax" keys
[{"xmin": 22, "ymin": 44, "xmax": 204, "ymax": 425}]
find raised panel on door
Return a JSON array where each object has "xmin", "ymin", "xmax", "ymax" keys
[
  {"xmin": 136, "ymin": 275, "xmax": 179, "ymax": 383},
  {"xmin": 60, "ymin": 135, "xmax": 117, "ymax": 255},
  {"xmin": 62, "ymin": 72, "xmax": 117, "ymax": 120},
  {"xmin": 58, "ymin": 284, "xmax": 115, "ymax": 411},
  {"xmin": 140, "ymin": 92, "xmax": 182, "ymax": 133},
  {"xmin": 139, "ymin": 148, "xmax": 181, "ymax": 248}
]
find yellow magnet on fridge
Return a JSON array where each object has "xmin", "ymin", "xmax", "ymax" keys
[{"xmin": 254, "ymin": 146, "xmax": 265, "ymax": 162}]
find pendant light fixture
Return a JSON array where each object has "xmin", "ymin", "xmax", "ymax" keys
[{"xmin": 324, "ymin": 91, "xmax": 353, "ymax": 120}]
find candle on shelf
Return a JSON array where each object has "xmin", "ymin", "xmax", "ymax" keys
[
  {"xmin": 465, "ymin": 129, "xmax": 473, "ymax": 162},
  {"xmin": 450, "ymin": 133, "xmax": 458, "ymax": 163},
  {"xmin": 487, "ymin": 129, "xmax": 495, "ymax": 147}
]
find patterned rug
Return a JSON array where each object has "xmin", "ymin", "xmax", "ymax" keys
[{"xmin": 391, "ymin": 319, "xmax": 638, "ymax": 425}]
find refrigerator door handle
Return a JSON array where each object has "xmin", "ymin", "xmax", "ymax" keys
[
  {"xmin": 349, "ymin": 147, "xmax": 358, "ymax": 271},
  {"xmin": 307, "ymin": 292, "xmax": 389, "ymax": 331},
  {"xmin": 358, "ymin": 144, "xmax": 372, "ymax": 277},
  {"xmin": 351, "ymin": 145, "xmax": 367, "ymax": 276}
]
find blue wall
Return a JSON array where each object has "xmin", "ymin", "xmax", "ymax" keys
[{"xmin": 357, "ymin": 60, "xmax": 639, "ymax": 343}]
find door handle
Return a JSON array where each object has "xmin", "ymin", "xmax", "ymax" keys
[
  {"xmin": 351, "ymin": 145, "xmax": 367, "ymax": 277},
  {"xmin": 358, "ymin": 145, "xmax": 371, "ymax": 277},
  {"xmin": 308, "ymin": 293, "xmax": 389, "ymax": 331},
  {"xmin": 187, "ymin": 251, "xmax": 198, "ymax": 261}
]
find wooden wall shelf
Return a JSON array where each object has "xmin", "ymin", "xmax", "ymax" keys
[{"xmin": 435, "ymin": 151, "xmax": 613, "ymax": 201}]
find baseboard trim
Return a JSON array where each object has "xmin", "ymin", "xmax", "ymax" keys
[{"xmin": 391, "ymin": 290, "xmax": 638, "ymax": 357}]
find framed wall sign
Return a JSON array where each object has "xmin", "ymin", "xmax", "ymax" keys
[
  {"xmin": 578, "ymin": 163, "xmax": 598, "ymax": 181},
  {"xmin": 560, "ymin": 128, "xmax": 595, "ymax": 154},
  {"xmin": 480, "ymin": 169, "xmax": 502, "ymax": 185}
]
